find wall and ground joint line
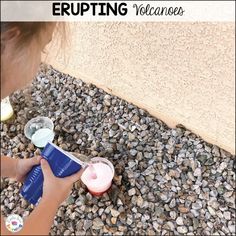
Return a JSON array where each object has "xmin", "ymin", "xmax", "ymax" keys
[{"xmin": 45, "ymin": 22, "xmax": 235, "ymax": 155}]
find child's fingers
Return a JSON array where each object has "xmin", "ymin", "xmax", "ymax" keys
[
  {"xmin": 41, "ymin": 159, "xmax": 54, "ymax": 179},
  {"xmin": 31, "ymin": 156, "xmax": 42, "ymax": 165},
  {"xmin": 66, "ymin": 168, "xmax": 84, "ymax": 183},
  {"xmin": 22, "ymin": 156, "xmax": 41, "ymax": 168}
]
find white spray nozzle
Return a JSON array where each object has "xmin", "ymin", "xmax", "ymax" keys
[{"xmin": 88, "ymin": 164, "xmax": 97, "ymax": 179}]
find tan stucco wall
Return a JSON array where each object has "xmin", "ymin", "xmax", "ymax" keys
[{"xmin": 45, "ymin": 22, "xmax": 235, "ymax": 154}]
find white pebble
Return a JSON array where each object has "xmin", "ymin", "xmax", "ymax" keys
[
  {"xmin": 207, "ymin": 206, "xmax": 216, "ymax": 216},
  {"xmin": 177, "ymin": 226, "xmax": 188, "ymax": 234},
  {"xmin": 128, "ymin": 188, "xmax": 136, "ymax": 196},
  {"xmin": 193, "ymin": 168, "xmax": 202, "ymax": 177},
  {"xmin": 176, "ymin": 216, "xmax": 184, "ymax": 225},
  {"xmin": 223, "ymin": 211, "xmax": 231, "ymax": 220}
]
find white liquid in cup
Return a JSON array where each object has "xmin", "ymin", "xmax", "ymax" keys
[
  {"xmin": 31, "ymin": 128, "xmax": 55, "ymax": 148},
  {"xmin": 1, "ymin": 97, "xmax": 14, "ymax": 121},
  {"xmin": 81, "ymin": 162, "xmax": 114, "ymax": 194},
  {"xmin": 24, "ymin": 117, "xmax": 55, "ymax": 148}
]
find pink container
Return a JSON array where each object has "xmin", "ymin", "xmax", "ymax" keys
[{"xmin": 81, "ymin": 157, "xmax": 115, "ymax": 196}]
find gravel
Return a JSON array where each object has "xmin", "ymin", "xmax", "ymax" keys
[{"xmin": 1, "ymin": 64, "xmax": 235, "ymax": 235}]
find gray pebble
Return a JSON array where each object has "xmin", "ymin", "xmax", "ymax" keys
[
  {"xmin": 207, "ymin": 206, "xmax": 216, "ymax": 216},
  {"xmin": 130, "ymin": 149, "xmax": 137, "ymax": 156},
  {"xmin": 92, "ymin": 218, "xmax": 104, "ymax": 229},
  {"xmin": 192, "ymin": 202, "xmax": 202, "ymax": 210},
  {"xmin": 83, "ymin": 220, "xmax": 93, "ymax": 231}
]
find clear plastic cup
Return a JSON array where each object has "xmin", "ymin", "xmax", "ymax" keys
[
  {"xmin": 1, "ymin": 96, "xmax": 14, "ymax": 121},
  {"xmin": 81, "ymin": 157, "xmax": 115, "ymax": 196},
  {"xmin": 24, "ymin": 116, "xmax": 55, "ymax": 148}
]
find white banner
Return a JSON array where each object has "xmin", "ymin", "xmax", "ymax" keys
[{"xmin": 1, "ymin": 1, "xmax": 235, "ymax": 22}]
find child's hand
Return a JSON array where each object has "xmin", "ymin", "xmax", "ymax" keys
[
  {"xmin": 15, "ymin": 156, "xmax": 42, "ymax": 182},
  {"xmin": 40, "ymin": 159, "xmax": 83, "ymax": 205}
]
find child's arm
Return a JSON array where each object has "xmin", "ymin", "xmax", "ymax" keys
[
  {"xmin": 17, "ymin": 197, "xmax": 61, "ymax": 235},
  {"xmin": 1, "ymin": 155, "xmax": 41, "ymax": 181},
  {"xmin": 1, "ymin": 198, "xmax": 60, "ymax": 236},
  {"xmin": 1, "ymin": 156, "xmax": 18, "ymax": 179},
  {"xmin": 1, "ymin": 159, "xmax": 83, "ymax": 235}
]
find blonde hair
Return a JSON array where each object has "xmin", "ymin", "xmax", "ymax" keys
[
  {"xmin": 2, "ymin": 23, "xmax": 49, "ymax": 49},
  {"xmin": 1, "ymin": 22, "xmax": 66, "ymax": 54}
]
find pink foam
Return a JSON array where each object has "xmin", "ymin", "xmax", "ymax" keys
[{"xmin": 81, "ymin": 162, "xmax": 113, "ymax": 193}]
